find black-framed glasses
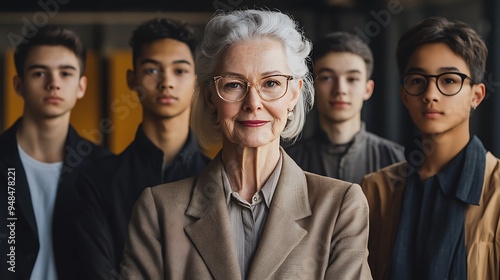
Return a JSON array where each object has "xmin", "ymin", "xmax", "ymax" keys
[
  {"xmin": 402, "ymin": 72, "xmax": 475, "ymax": 96},
  {"xmin": 213, "ymin": 74, "xmax": 294, "ymax": 102}
]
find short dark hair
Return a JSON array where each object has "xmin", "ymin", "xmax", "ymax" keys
[
  {"xmin": 129, "ymin": 17, "xmax": 197, "ymax": 68},
  {"xmin": 14, "ymin": 26, "xmax": 86, "ymax": 78},
  {"xmin": 396, "ymin": 17, "xmax": 488, "ymax": 82},
  {"xmin": 311, "ymin": 31, "xmax": 374, "ymax": 78}
]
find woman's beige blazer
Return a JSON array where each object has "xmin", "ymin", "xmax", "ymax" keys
[{"xmin": 120, "ymin": 151, "xmax": 372, "ymax": 280}]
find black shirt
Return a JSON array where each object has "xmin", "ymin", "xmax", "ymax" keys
[{"xmin": 72, "ymin": 125, "xmax": 210, "ymax": 280}]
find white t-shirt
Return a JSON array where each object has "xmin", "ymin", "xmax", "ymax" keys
[{"xmin": 18, "ymin": 145, "xmax": 62, "ymax": 280}]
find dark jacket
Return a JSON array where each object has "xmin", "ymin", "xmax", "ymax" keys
[
  {"xmin": 72, "ymin": 125, "xmax": 211, "ymax": 280},
  {"xmin": 286, "ymin": 124, "xmax": 404, "ymax": 184},
  {"xmin": 0, "ymin": 119, "xmax": 111, "ymax": 280}
]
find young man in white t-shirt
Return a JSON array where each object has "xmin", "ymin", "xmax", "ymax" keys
[{"xmin": 0, "ymin": 26, "xmax": 110, "ymax": 280}]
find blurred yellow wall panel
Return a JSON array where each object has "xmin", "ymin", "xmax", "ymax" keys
[
  {"xmin": 108, "ymin": 50, "xmax": 141, "ymax": 154},
  {"xmin": 4, "ymin": 49, "xmax": 23, "ymax": 130},
  {"xmin": 71, "ymin": 50, "xmax": 103, "ymax": 144}
]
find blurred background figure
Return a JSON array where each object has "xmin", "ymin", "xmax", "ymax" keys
[
  {"xmin": 0, "ymin": 26, "xmax": 110, "ymax": 280},
  {"xmin": 71, "ymin": 18, "xmax": 210, "ymax": 280},
  {"xmin": 286, "ymin": 31, "xmax": 404, "ymax": 184}
]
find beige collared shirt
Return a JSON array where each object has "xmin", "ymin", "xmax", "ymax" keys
[{"xmin": 222, "ymin": 154, "xmax": 282, "ymax": 279}]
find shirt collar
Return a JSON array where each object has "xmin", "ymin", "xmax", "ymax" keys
[
  {"xmin": 316, "ymin": 122, "xmax": 367, "ymax": 146},
  {"xmin": 437, "ymin": 136, "xmax": 486, "ymax": 204},
  {"xmin": 406, "ymin": 135, "xmax": 486, "ymax": 205},
  {"xmin": 222, "ymin": 151, "xmax": 283, "ymax": 208},
  {"xmin": 134, "ymin": 124, "xmax": 201, "ymax": 165}
]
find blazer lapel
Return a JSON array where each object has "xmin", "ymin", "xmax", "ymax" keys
[
  {"xmin": 1, "ymin": 120, "xmax": 38, "ymax": 239},
  {"xmin": 13, "ymin": 162, "xmax": 38, "ymax": 239},
  {"xmin": 248, "ymin": 151, "xmax": 312, "ymax": 279},
  {"xmin": 184, "ymin": 156, "xmax": 241, "ymax": 280}
]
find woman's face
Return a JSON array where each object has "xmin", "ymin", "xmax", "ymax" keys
[{"xmin": 208, "ymin": 38, "xmax": 301, "ymax": 149}]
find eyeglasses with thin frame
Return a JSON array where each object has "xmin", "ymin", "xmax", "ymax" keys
[
  {"xmin": 213, "ymin": 74, "xmax": 294, "ymax": 102},
  {"xmin": 402, "ymin": 72, "xmax": 475, "ymax": 96}
]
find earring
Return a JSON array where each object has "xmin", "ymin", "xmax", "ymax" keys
[
  {"xmin": 472, "ymin": 105, "xmax": 477, "ymax": 110},
  {"xmin": 287, "ymin": 108, "xmax": 294, "ymax": 121},
  {"xmin": 211, "ymin": 110, "xmax": 219, "ymax": 126}
]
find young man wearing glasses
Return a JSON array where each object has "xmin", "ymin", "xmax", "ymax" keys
[
  {"xmin": 286, "ymin": 32, "xmax": 404, "ymax": 184},
  {"xmin": 361, "ymin": 17, "xmax": 500, "ymax": 280}
]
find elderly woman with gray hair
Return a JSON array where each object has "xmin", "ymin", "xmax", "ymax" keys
[{"xmin": 120, "ymin": 9, "xmax": 372, "ymax": 280}]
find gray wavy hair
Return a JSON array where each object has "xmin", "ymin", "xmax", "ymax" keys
[{"xmin": 191, "ymin": 9, "xmax": 314, "ymax": 152}]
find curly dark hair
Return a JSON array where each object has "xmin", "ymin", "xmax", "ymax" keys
[{"xmin": 129, "ymin": 17, "xmax": 197, "ymax": 68}]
